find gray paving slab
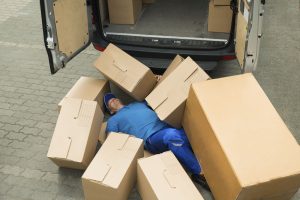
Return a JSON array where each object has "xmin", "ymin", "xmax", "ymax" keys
[{"xmin": 0, "ymin": 0, "xmax": 299, "ymax": 199}]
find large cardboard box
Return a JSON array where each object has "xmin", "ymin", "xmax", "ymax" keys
[
  {"xmin": 82, "ymin": 133, "xmax": 143, "ymax": 200},
  {"xmin": 182, "ymin": 73, "xmax": 300, "ymax": 200},
  {"xmin": 208, "ymin": 0, "xmax": 233, "ymax": 33},
  {"xmin": 94, "ymin": 44, "xmax": 157, "ymax": 101},
  {"xmin": 58, "ymin": 77, "xmax": 110, "ymax": 112},
  {"xmin": 137, "ymin": 151, "xmax": 204, "ymax": 200},
  {"xmin": 146, "ymin": 57, "xmax": 210, "ymax": 128},
  {"xmin": 48, "ymin": 98, "xmax": 103, "ymax": 169},
  {"xmin": 214, "ymin": 0, "xmax": 230, "ymax": 5},
  {"xmin": 108, "ymin": 0, "xmax": 142, "ymax": 24}
]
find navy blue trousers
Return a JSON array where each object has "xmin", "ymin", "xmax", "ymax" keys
[{"xmin": 145, "ymin": 128, "xmax": 201, "ymax": 174}]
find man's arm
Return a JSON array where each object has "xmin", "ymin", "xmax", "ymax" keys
[{"xmin": 106, "ymin": 118, "xmax": 119, "ymax": 133}]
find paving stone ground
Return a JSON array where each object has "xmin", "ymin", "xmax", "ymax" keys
[{"xmin": 0, "ymin": 0, "xmax": 299, "ymax": 199}]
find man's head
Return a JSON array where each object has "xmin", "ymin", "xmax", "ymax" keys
[{"xmin": 104, "ymin": 93, "xmax": 124, "ymax": 114}]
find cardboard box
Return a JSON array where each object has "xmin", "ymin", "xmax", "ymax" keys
[
  {"xmin": 108, "ymin": 0, "xmax": 142, "ymax": 24},
  {"xmin": 48, "ymin": 98, "xmax": 103, "ymax": 169},
  {"xmin": 182, "ymin": 73, "xmax": 300, "ymax": 200},
  {"xmin": 157, "ymin": 55, "xmax": 185, "ymax": 86},
  {"xmin": 137, "ymin": 151, "xmax": 204, "ymax": 200},
  {"xmin": 98, "ymin": 122, "xmax": 107, "ymax": 144},
  {"xmin": 146, "ymin": 57, "xmax": 210, "ymax": 128},
  {"xmin": 213, "ymin": 0, "xmax": 231, "ymax": 6},
  {"xmin": 94, "ymin": 44, "xmax": 157, "ymax": 101},
  {"xmin": 82, "ymin": 132, "xmax": 143, "ymax": 200},
  {"xmin": 58, "ymin": 77, "xmax": 110, "ymax": 112},
  {"xmin": 208, "ymin": 0, "xmax": 233, "ymax": 33},
  {"xmin": 97, "ymin": 126, "xmax": 153, "ymax": 158}
]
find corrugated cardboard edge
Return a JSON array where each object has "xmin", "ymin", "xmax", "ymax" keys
[{"xmin": 182, "ymin": 83, "xmax": 242, "ymax": 200}]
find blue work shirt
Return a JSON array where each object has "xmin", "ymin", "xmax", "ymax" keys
[{"xmin": 106, "ymin": 102, "xmax": 169, "ymax": 141}]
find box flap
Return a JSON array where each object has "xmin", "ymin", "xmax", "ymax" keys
[
  {"xmin": 192, "ymin": 73, "xmax": 300, "ymax": 186},
  {"xmin": 138, "ymin": 151, "xmax": 204, "ymax": 199},
  {"xmin": 48, "ymin": 98, "xmax": 97, "ymax": 163},
  {"xmin": 94, "ymin": 44, "xmax": 150, "ymax": 92},
  {"xmin": 82, "ymin": 132, "xmax": 143, "ymax": 188}
]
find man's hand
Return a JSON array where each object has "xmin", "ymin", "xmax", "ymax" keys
[{"xmin": 155, "ymin": 75, "xmax": 162, "ymax": 82}]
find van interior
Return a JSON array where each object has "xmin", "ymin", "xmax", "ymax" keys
[{"xmin": 98, "ymin": 0, "xmax": 233, "ymax": 49}]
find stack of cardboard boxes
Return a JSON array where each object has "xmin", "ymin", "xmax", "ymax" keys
[{"xmin": 47, "ymin": 43, "xmax": 300, "ymax": 200}]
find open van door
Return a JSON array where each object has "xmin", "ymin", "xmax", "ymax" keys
[
  {"xmin": 40, "ymin": 0, "xmax": 91, "ymax": 74},
  {"xmin": 235, "ymin": 0, "xmax": 265, "ymax": 73}
]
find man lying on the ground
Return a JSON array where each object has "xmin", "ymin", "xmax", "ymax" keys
[{"xmin": 103, "ymin": 93, "xmax": 210, "ymax": 191}]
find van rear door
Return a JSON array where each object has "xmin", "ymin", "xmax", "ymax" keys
[
  {"xmin": 40, "ymin": 0, "xmax": 91, "ymax": 74},
  {"xmin": 235, "ymin": 0, "xmax": 265, "ymax": 73}
]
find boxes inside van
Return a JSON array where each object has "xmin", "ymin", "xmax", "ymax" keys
[{"xmin": 99, "ymin": 0, "xmax": 232, "ymax": 49}]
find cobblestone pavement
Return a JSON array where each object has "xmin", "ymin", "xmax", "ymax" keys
[{"xmin": 0, "ymin": 0, "xmax": 299, "ymax": 199}]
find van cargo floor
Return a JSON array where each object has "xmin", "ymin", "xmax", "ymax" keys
[{"xmin": 103, "ymin": 0, "xmax": 229, "ymax": 40}]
